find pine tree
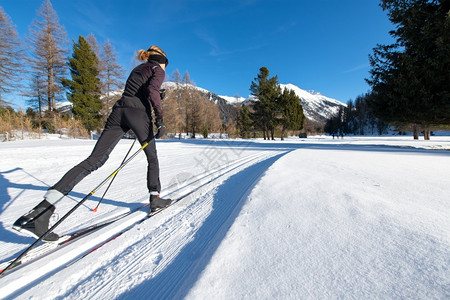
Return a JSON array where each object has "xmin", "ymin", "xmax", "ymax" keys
[
  {"xmin": 366, "ymin": 0, "xmax": 450, "ymax": 138},
  {"xmin": 278, "ymin": 89, "xmax": 304, "ymax": 140},
  {"xmin": 27, "ymin": 0, "xmax": 68, "ymax": 112},
  {"xmin": 324, "ymin": 93, "xmax": 388, "ymax": 136},
  {"xmin": 250, "ymin": 66, "xmax": 280, "ymax": 140},
  {"xmin": 62, "ymin": 36, "xmax": 102, "ymax": 132},
  {"xmin": 85, "ymin": 33, "xmax": 101, "ymax": 58},
  {"xmin": 354, "ymin": 95, "xmax": 368, "ymax": 135},
  {"xmin": 324, "ymin": 107, "xmax": 344, "ymax": 136},
  {"xmin": 238, "ymin": 104, "xmax": 253, "ymax": 138},
  {"xmin": 0, "ymin": 6, "xmax": 23, "ymax": 106}
]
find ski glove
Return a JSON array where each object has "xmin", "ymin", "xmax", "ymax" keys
[
  {"xmin": 155, "ymin": 119, "xmax": 166, "ymax": 139},
  {"xmin": 159, "ymin": 89, "xmax": 166, "ymax": 100}
]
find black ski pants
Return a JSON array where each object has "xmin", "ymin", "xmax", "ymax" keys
[{"xmin": 51, "ymin": 107, "xmax": 160, "ymax": 195}]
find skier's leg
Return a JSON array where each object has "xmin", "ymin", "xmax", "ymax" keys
[
  {"xmin": 122, "ymin": 109, "xmax": 170, "ymax": 211},
  {"xmin": 142, "ymin": 139, "xmax": 160, "ymax": 193},
  {"xmin": 51, "ymin": 108, "xmax": 127, "ymax": 195},
  {"xmin": 122, "ymin": 109, "xmax": 160, "ymax": 192},
  {"xmin": 13, "ymin": 108, "xmax": 128, "ymax": 241}
]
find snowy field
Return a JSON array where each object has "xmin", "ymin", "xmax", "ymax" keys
[{"xmin": 0, "ymin": 135, "xmax": 449, "ymax": 299}]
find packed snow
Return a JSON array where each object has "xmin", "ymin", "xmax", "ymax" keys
[{"xmin": 0, "ymin": 135, "xmax": 449, "ymax": 299}]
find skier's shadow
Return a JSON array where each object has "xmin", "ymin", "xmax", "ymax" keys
[
  {"xmin": 0, "ymin": 168, "xmax": 42, "ymax": 246},
  {"xmin": 0, "ymin": 168, "xmax": 134, "ymax": 253}
]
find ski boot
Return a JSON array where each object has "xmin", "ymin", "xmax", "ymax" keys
[
  {"xmin": 12, "ymin": 190, "xmax": 63, "ymax": 242},
  {"xmin": 149, "ymin": 192, "xmax": 172, "ymax": 213},
  {"xmin": 13, "ymin": 200, "xmax": 60, "ymax": 242}
]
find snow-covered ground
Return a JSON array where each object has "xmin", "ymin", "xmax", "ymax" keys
[{"xmin": 0, "ymin": 135, "xmax": 449, "ymax": 299}]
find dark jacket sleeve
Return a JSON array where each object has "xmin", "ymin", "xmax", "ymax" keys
[{"xmin": 147, "ymin": 65, "xmax": 165, "ymax": 120}]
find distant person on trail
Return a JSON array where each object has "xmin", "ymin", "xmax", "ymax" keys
[{"xmin": 13, "ymin": 45, "xmax": 172, "ymax": 242}]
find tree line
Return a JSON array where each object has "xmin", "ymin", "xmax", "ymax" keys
[
  {"xmin": 324, "ymin": 94, "xmax": 389, "ymax": 136},
  {"xmin": 1, "ymin": 0, "xmax": 304, "ymax": 141},
  {"xmin": 238, "ymin": 67, "xmax": 305, "ymax": 140},
  {"xmin": 364, "ymin": 0, "xmax": 450, "ymax": 139},
  {"xmin": 0, "ymin": 0, "xmax": 124, "ymax": 139},
  {"xmin": 162, "ymin": 67, "xmax": 306, "ymax": 140},
  {"xmin": 162, "ymin": 70, "xmax": 224, "ymax": 139},
  {"xmin": 323, "ymin": 0, "xmax": 449, "ymax": 140}
]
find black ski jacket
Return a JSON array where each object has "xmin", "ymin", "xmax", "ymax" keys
[{"xmin": 114, "ymin": 60, "xmax": 165, "ymax": 120}]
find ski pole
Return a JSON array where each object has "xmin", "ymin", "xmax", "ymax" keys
[
  {"xmin": 0, "ymin": 140, "xmax": 151, "ymax": 277},
  {"xmin": 92, "ymin": 138, "xmax": 137, "ymax": 212}
]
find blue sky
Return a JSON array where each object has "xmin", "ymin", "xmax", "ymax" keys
[{"xmin": 2, "ymin": 0, "xmax": 395, "ymax": 107}]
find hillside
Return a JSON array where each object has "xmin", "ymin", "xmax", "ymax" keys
[
  {"xmin": 162, "ymin": 81, "xmax": 346, "ymax": 123},
  {"xmin": 280, "ymin": 84, "xmax": 346, "ymax": 123}
]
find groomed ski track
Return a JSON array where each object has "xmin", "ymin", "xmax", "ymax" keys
[{"xmin": 0, "ymin": 142, "xmax": 289, "ymax": 299}]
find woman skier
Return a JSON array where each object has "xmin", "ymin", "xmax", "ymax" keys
[{"xmin": 13, "ymin": 45, "xmax": 172, "ymax": 242}]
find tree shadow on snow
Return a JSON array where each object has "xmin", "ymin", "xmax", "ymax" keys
[
  {"xmin": 115, "ymin": 151, "xmax": 290, "ymax": 299},
  {"xmin": 160, "ymin": 138, "xmax": 450, "ymax": 157}
]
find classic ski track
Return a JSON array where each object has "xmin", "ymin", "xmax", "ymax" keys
[
  {"xmin": 71, "ymin": 149, "xmax": 267, "ymax": 233},
  {"xmin": 163, "ymin": 150, "xmax": 267, "ymax": 199},
  {"xmin": 0, "ymin": 150, "xmax": 283, "ymax": 299},
  {"xmin": 67, "ymin": 150, "xmax": 267, "ymax": 231},
  {"xmin": 0, "ymin": 242, "xmax": 56, "ymax": 271},
  {"xmin": 0, "ymin": 150, "xmax": 266, "ymax": 276},
  {"xmin": 62, "ymin": 150, "xmax": 285, "ymax": 299},
  {"xmin": 90, "ymin": 150, "xmax": 275, "ymax": 282}
]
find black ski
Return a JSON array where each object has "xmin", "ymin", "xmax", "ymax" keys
[
  {"xmin": 0, "ymin": 202, "xmax": 150, "ymax": 274},
  {"xmin": 0, "ymin": 194, "xmax": 178, "ymax": 275}
]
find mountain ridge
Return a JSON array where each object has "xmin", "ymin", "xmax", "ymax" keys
[{"xmin": 162, "ymin": 81, "xmax": 346, "ymax": 123}]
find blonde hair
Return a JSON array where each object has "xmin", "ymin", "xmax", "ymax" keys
[{"xmin": 137, "ymin": 45, "xmax": 167, "ymax": 62}]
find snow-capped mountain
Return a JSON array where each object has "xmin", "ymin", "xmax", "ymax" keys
[
  {"xmin": 279, "ymin": 84, "xmax": 346, "ymax": 123},
  {"xmin": 162, "ymin": 81, "xmax": 210, "ymax": 95},
  {"xmin": 162, "ymin": 81, "xmax": 237, "ymax": 121},
  {"xmin": 217, "ymin": 95, "xmax": 246, "ymax": 105},
  {"xmin": 162, "ymin": 81, "xmax": 345, "ymax": 123}
]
